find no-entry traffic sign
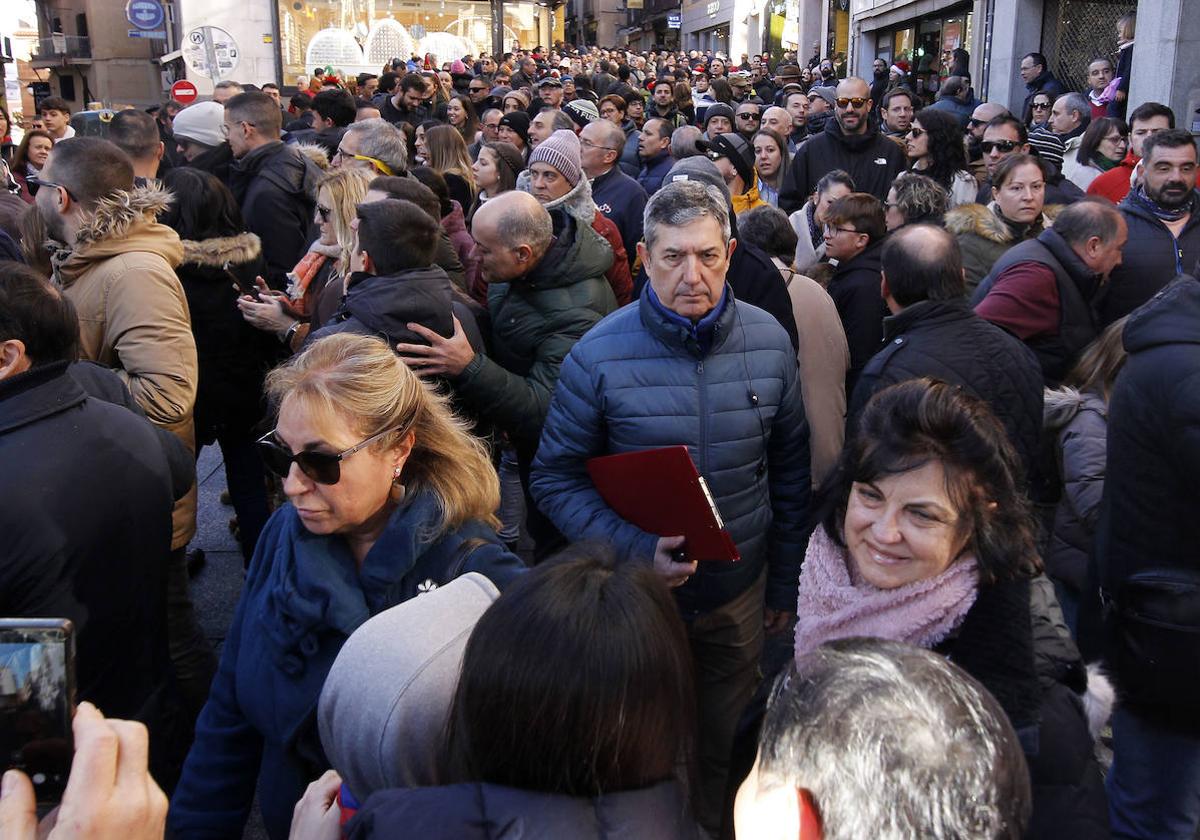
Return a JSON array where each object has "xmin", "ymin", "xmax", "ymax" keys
[{"xmin": 171, "ymin": 79, "xmax": 199, "ymax": 104}]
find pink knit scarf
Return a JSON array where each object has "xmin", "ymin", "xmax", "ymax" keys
[{"xmin": 794, "ymin": 526, "xmax": 979, "ymax": 662}]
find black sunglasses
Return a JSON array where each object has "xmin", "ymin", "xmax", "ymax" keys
[
  {"xmin": 980, "ymin": 139, "xmax": 1020, "ymax": 154},
  {"xmin": 907, "ymin": 127, "xmax": 925, "ymax": 138},
  {"xmin": 257, "ymin": 425, "xmax": 403, "ymax": 485},
  {"xmin": 737, "ymin": 112, "xmax": 761, "ymax": 120}
]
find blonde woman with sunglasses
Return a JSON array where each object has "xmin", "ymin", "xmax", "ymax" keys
[
  {"xmin": 237, "ymin": 167, "xmax": 372, "ymax": 351},
  {"xmin": 169, "ymin": 333, "xmax": 523, "ymax": 840}
]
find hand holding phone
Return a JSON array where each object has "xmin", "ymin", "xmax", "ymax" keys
[
  {"xmin": 0, "ymin": 702, "xmax": 168, "ymax": 840},
  {"xmin": 227, "ymin": 268, "xmax": 264, "ymax": 301}
]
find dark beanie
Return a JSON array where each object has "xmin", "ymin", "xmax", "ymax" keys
[
  {"xmin": 703, "ymin": 103, "xmax": 735, "ymax": 132},
  {"xmin": 498, "ymin": 111, "xmax": 531, "ymax": 146}
]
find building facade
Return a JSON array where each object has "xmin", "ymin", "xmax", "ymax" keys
[{"xmin": 29, "ymin": 0, "xmax": 176, "ymax": 109}]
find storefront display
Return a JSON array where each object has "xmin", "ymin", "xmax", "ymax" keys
[
  {"xmin": 277, "ymin": 0, "xmax": 541, "ymax": 82},
  {"xmin": 872, "ymin": 5, "xmax": 972, "ymax": 100}
]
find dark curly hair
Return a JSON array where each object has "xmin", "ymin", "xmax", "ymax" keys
[
  {"xmin": 816, "ymin": 379, "xmax": 1041, "ymax": 585},
  {"xmin": 910, "ymin": 108, "xmax": 968, "ymax": 193}
]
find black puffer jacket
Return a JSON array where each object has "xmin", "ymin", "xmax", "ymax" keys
[
  {"xmin": 849, "ymin": 300, "xmax": 1044, "ymax": 477},
  {"xmin": 1100, "ymin": 191, "xmax": 1200, "ymax": 325},
  {"xmin": 175, "ymin": 233, "xmax": 277, "ymax": 443},
  {"xmin": 778, "ymin": 117, "xmax": 907, "ymax": 212},
  {"xmin": 1044, "ymin": 388, "xmax": 1108, "ymax": 593},
  {"xmin": 229, "ymin": 141, "xmax": 321, "ymax": 290},
  {"xmin": 827, "ymin": 240, "xmax": 887, "ymax": 397}
]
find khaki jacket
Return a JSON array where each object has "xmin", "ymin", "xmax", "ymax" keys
[{"xmin": 54, "ymin": 184, "xmax": 199, "ymax": 549}]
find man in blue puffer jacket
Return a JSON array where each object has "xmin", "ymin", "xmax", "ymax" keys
[{"xmin": 531, "ymin": 179, "xmax": 812, "ymax": 835}]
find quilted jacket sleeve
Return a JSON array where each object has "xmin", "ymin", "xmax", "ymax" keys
[{"xmin": 530, "ymin": 349, "xmax": 659, "ymax": 564}]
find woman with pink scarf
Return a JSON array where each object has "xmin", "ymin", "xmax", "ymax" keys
[{"xmin": 794, "ymin": 378, "xmax": 1110, "ymax": 839}]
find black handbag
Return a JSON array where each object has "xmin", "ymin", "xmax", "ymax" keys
[{"xmin": 1105, "ymin": 567, "xmax": 1200, "ymax": 707}]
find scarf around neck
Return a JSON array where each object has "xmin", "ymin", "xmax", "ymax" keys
[
  {"xmin": 794, "ymin": 525, "xmax": 979, "ymax": 662},
  {"xmin": 1128, "ymin": 183, "xmax": 1193, "ymax": 222}
]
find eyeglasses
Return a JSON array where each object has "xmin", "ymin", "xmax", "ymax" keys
[
  {"xmin": 257, "ymin": 425, "xmax": 404, "ymax": 485},
  {"xmin": 980, "ymin": 139, "xmax": 1020, "ymax": 154},
  {"xmin": 737, "ymin": 112, "xmax": 761, "ymax": 120},
  {"xmin": 836, "ymin": 97, "xmax": 869, "ymax": 109},
  {"xmin": 823, "ymin": 224, "xmax": 860, "ymax": 236},
  {"xmin": 332, "ymin": 149, "xmax": 395, "ymax": 175},
  {"xmin": 967, "ymin": 118, "xmax": 985, "ymax": 127},
  {"xmin": 469, "ymin": 86, "xmax": 488, "ymax": 93},
  {"xmin": 1031, "ymin": 102, "xmax": 1051, "ymax": 111},
  {"xmin": 27, "ymin": 174, "xmax": 78, "ymax": 200},
  {"xmin": 907, "ymin": 127, "xmax": 925, "ymax": 138},
  {"xmin": 579, "ymin": 138, "xmax": 619, "ymax": 153}
]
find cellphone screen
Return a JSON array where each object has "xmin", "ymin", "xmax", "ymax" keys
[{"xmin": 0, "ymin": 620, "xmax": 74, "ymax": 804}]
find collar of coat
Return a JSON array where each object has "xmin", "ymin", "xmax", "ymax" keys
[{"xmin": 945, "ymin": 201, "xmax": 1060, "ymax": 245}]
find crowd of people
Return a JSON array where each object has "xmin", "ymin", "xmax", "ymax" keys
[{"xmin": 2, "ymin": 13, "xmax": 1200, "ymax": 839}]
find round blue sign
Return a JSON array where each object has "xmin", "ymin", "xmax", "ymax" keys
[{"xmin": 126, "ymin": 0, "xmax": 164, "ymax": 31}]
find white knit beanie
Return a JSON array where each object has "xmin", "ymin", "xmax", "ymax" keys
[{"xmin": 172, "ymin": 101, "xmax": 226, "ymax": 149}]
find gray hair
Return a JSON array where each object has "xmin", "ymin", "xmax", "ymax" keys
[
  {"xmin": 759, "ymin": 638, "xmax": 1031, "ymax": 840},
  {"xmin": 737, "ymin": 205, "xmax": 797, "ymax": 263},
  {"xmin": 1056, "ymin": 92, "xmax": 1091, "ymax": 127},
  {"xmin": 345, "ymin": 118, "xmax": 409, "ymax": 175},
  {"xmin": 670, "ymin": 125, "xmax": 704, "ymax": 160},
  {"xmin": 643, "ymin": 180, "xmax": 731, "ymax": 252}
]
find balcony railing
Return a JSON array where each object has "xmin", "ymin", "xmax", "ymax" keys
[{"xmin": 32, "ymin": 35, "xmax": 92, "ymax": 60}]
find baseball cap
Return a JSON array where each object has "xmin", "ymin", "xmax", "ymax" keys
[
  {"xmin": 696, "ymin": 132, "xmax": 755, "ymax": 187},
  {"xmin": 537, "ymin": 76, "xmax": 563, "ymax": 88}
]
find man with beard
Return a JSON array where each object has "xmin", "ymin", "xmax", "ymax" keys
[
  {"xmin": 1101, "ymin": 130, "xmax": 1200, "ymax": 324},
  {"xmin": 778, "ymin": 77, "xmax": 906, "ymax": 213},
  {"xmin": 869, "ymin": 58, "xmax": 888, "ymax": 110}
]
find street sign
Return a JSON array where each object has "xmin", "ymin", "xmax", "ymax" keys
[
  {"xmin": 125, "ymin": 0, "xmax": 164, "ymax": 31},
  {"xmin": 171, "ymin": 79, "xmax": 198, "ymax": 104},
  {"xmin": 128, "ymin": 29, "xmax": 166, "ymax": 38},
  {"xmin": 183, "ymin": 26, "xmax": 239, "ymax": 81},
  {"xmin": 667, "ymin": 12, "xmax": 681, "ymax": 28}
]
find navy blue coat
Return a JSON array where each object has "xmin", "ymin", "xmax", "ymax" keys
[
  {"xmin": 638, "ymin": 151, "xmax": 674, "ymax": 196},
  {"xmin": 1101, "ymin": 191, "xmax": 1200, "ymax": 325},
  {"xmin": 349, "ymin": 780, "xmax": 698, "ymax": 839},
  {"xmin": 530, "ymin": 287, "xmax": 812, "ymax": 616},
  {"xmin": 168, "ymin": 492, "xmax": 525, "ymax": 840},
  {"xmin": 591, "ymin": 165, "xmax": 647, "ymax": 267}
]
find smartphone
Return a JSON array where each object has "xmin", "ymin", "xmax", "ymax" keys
[
  {"xmin": 0, "ymin": 619, "xmax": 75, "ymax": 805},
  {"xmin": 226, "ymin": 264, "xmax": 262, "ymax": 301}
]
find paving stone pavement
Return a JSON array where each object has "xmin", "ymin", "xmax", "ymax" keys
[{"xmin": 186, "ymin": 444, "xmax": 268, "ymax": 840}]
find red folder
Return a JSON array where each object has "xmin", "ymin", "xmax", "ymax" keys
[{"xmin": 586, "ymin": 446, "xmax": 740, "ymax": 562}]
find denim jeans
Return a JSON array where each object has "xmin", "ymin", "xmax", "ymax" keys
[{"xmin": 1107, "ymin": 705, "xmax": 1200, "ymax": 838}]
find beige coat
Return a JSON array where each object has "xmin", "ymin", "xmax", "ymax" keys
[
  {"xmin": 54, "ymin": 184, "xmax": 199, "ymax": 549},
  {"xmin": 773, "ymin": 257, "xmax": 850, "ymax": 485}
]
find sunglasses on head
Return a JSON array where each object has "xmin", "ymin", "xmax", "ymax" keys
[
  {"xmin": 980, "ymin": 139, "xmax": 1020, "ymax": 154},
  {"xmin": 836, "ymin": 97, "xmax": 868, "ymax": 109},
  {"xmin": 257, "ymin": 425, "xmax": 404, "ymax": 485}
]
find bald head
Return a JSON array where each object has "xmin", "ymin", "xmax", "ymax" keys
[
  {"xmin": 761, "ymin": 106, "xmax": 792, "ymax": 138},
  {"xmin": 471, "ymin": 191, "xmax": 554, "ymax": 283},
  {"xmin": 970, "ymin": 103, "xmax": 1009, "ymax": 139},
  {"xmin": 880, "ymin": 224, "xmax": 965, "ymax": 309},
  {"xmin": 835, "ymin": 78, "xmax": 872, "ymax": 135}
]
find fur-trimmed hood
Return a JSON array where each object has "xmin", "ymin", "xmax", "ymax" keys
[
  {"xmin": 945, "ymin": 201, "xmax": 1060, "ymax": 245},
  {"xmin": 180, "ymin": 232, "xmax": 263, "ymax": 268},
  {"xmin": 516, "ymin": 167, "xmax": 596, "ymax": 226},
  {"xmin": 53, "ymin": 183, "xmax": 184, "ymax": 287},
  {"xmin": 294, "ymin": 142, "xmax": 331, "ymax": 171},
  {"xmin": 75, "ymin": 182, "xmax": 174, "ymax": 249}
]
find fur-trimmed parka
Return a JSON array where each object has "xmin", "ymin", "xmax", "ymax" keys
[
  {"xmin": 51, "ymin": 183, "xmax": 199, "ymax": 549},
  {"xmin": 945, "ymin": 201, "xmax": 1060, "ymax": 297}
]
